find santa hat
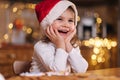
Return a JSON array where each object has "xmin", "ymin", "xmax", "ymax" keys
[{"xmin": 35, "ymin": 0, "xmax": 78, "ymax": 30}]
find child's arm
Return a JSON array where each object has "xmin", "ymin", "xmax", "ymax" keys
[
  {"xmin": 34, "ymin": 41, "xmax": 69, "ymax": 72},
  {"xmin": 68, "ymin": 47, "xmax": 88, "ymax": 73}
]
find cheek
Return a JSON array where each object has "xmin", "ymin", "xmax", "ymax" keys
[
  {"xmin": 70, "ymin": 25, "xmax": 76, "ymax": 31},
  {"xmin": 51, "ymin": 23, "xmax": 58, "ymax": 30}
]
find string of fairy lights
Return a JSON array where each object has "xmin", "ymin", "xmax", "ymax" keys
[{"xmin": 80, "ymin": 13, "xmax": 117, "ymax": 67}]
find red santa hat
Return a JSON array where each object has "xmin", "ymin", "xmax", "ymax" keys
[{"xmin": 35, "ymin": 0, "xmax": 78, "ymax": 30}]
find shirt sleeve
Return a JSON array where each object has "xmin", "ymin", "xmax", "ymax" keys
[
  {"xmin": 68, "ymin": 47, "xmax": 88, "ymax": 73},
  {"xmin": 34, "ymin": 41, "xmax": 69, "ymax": 72}
]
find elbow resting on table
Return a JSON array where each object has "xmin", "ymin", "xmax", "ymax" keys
[
  {"xmin": 78, "ymin": 60, "xmax": 88, "ymax": 73},
  {"xmin": 74, "ymin": 60, "xmax": 88, "ymax": 73}
]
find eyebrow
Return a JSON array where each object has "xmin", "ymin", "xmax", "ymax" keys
[{"xmin": 58, "ymin": 16, "xmax": 74, "ymax": 19}]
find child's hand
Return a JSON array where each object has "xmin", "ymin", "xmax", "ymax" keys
[
  {"xmin": 45, "ymin": 25, "xmax": 65, "ymax": 50},
  {"xmin": 65, "ymin": 28, "xmax": 76, "ymax": 52},
  {"xmin": 65, "ymin": 28, "xmax": 76, "ymax": 43}
]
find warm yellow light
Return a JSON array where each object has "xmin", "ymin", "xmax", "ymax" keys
[
  {"xmin": 91, "ymin": 60, "xmax": 97, "ymax": 65},
  {"xmin": 5, "ymin": 4, "xmax": 9, "ymax": 8},
  {"xmin": 94, "ymin": 37, "xmax": 102, "ymax": 47},
  {"xmin": 28, "ymin": 4, "xmax": 32, "ymax": 8},
  {"xmin": 8, "ymin": 23, "xmax": 13, "ymax": 29},
  {"xmin": 107, "ymin": 45, "xmax": 111, "ymax": 50},
  {"xmin": 82, "ymin": 37, "xmax": 117, "ymax": 49},
  {"xmin": 13, "ymin": 7, "xmax": 18, "ymax": 13},
  {"xmin": 97, "ymin": 57, "xmax": 102, "ymax": 63},
  {"xmin": 89, "ymin": 38, "xmax": 95, "ymax": 45},
  {"xmin": 26, "ymin": 28, "xmax": 32, "ymax": 34},
  {"xmin": 3, "ymin": 34, "xmax": 9, "ymax": 40},
  {"xmin": 91, "ymin": 54, "xmax": 97, "ymax": 60},
  {"xmin": 103, "ymin": 38, "xmax": 109, "ymax": 47},
  {"xmin": 0, "ymin": 4, "xmax": 9, "ymax": 9},
  {"xmin": 93, "ymin": 47, "xmax": 99, "ymax": 54},
  {"xmin": 31, "ymin": 4, "xmax": 36, "ymax": 9},
  {"xmin": 77, "ymin": 16, "xmax": 80, "ymax": 21},
  {"xmin": 97, "ymin": 17, "xmax": 102, "ymax": 24},
  {"xmin": 111, "ymin": 41, "xmax": 117, "ymax": 47},
  {"xmin": 26, "ymin": 3, "xmax": 36, "ymax": 9},
  {"xmin": 84, "ymin": 41, "xmax": 90, "ymax": 46},
  {"xmin": 82, "ymin": 37, "xmax": 117, "ymax": 66}
]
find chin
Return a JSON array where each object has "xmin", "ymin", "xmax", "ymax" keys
[{"xmin": 61, "ymin": 36, "xmax": 67, "ymax": 39}]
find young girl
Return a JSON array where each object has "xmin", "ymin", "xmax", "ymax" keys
[{"xmin": 30, "ymin": 0, "xmax": 88, "ymax": 73}]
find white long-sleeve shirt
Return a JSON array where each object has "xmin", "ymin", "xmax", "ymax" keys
[{"xmin": 30, "ymin": 41, "xmax": 88, "ymax": 73}]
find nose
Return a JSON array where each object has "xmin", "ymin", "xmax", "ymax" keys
[{"xmin": 63, "ymin": 21, "xmax": 69, "ymax": 28}]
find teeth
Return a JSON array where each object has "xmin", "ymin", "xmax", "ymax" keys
[{"xmin": 58, "ymin": 30, "xmax": 68, "ymax": 33}]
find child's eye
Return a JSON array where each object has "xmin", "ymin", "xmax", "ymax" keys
[
  {"xmin": 69, "ymin": 19, "xmax": 74, "ymax": 22},
  {"xmin": 56, "ymin": 18, "xmax": 62, "ymax": 20}
]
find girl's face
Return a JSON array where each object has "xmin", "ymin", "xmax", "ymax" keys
[{"xmin": 51, "ymin": 8, "xmax": 75, "ymax": 39}]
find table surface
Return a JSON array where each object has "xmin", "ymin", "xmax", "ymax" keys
[
  {"xmin": 7, "ymin": 68, "xmax": 120, "ymax": 80},
  {"xmin": 87, "ymin": 67, "xmax": 120, "ymax": 77}
]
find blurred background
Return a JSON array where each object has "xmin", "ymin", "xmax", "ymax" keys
[{"xmin": 0, "ymin": 0, "xmax": 120, "ymax": 78}]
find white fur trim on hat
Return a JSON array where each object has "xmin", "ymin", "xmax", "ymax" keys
[{"xmin": 40, "ymin": 0, "xmax": 78, "ymax": 30}]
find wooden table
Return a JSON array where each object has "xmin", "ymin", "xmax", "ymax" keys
[
  {"xmin": 87, "ymin": 67, "xmax": 120, "ymax": 77},
  {"xmin": 7, "ymin": 68, "xmax": 120, "ymax": 80}
]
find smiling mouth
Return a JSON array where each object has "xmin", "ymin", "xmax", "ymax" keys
[{"xmin": 58, "ymin": 30, "xmax": 68, "ymax": 34}]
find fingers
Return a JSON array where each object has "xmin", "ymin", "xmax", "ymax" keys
[
  {"xmin": 45, "ymin": 25, "xmax": 60, "ymax": 41},
  {"xmin": 54, "ymin": 28, "xmax": 61, "ymax": 37},
  {"xmin": 45, "ymin": 25, "xmax": 54, "ymax": 37},
  {"xmin": 65, "ymin": 28, "xmax": 76, "ymax": 42},
  {"xmin": 45, "ymin": 26, "xmax": 50, "ymax": 38},
  {"xmin": 45, "ymin": 27, "xmax": 51, "ymax": 40},
  {"xmin": 68, "ymin": 28, "xmax": 76, "ymax": 37},
  {"xmin": 49, "ymin": 25, "xmax": 56, "ymax": 37}
]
